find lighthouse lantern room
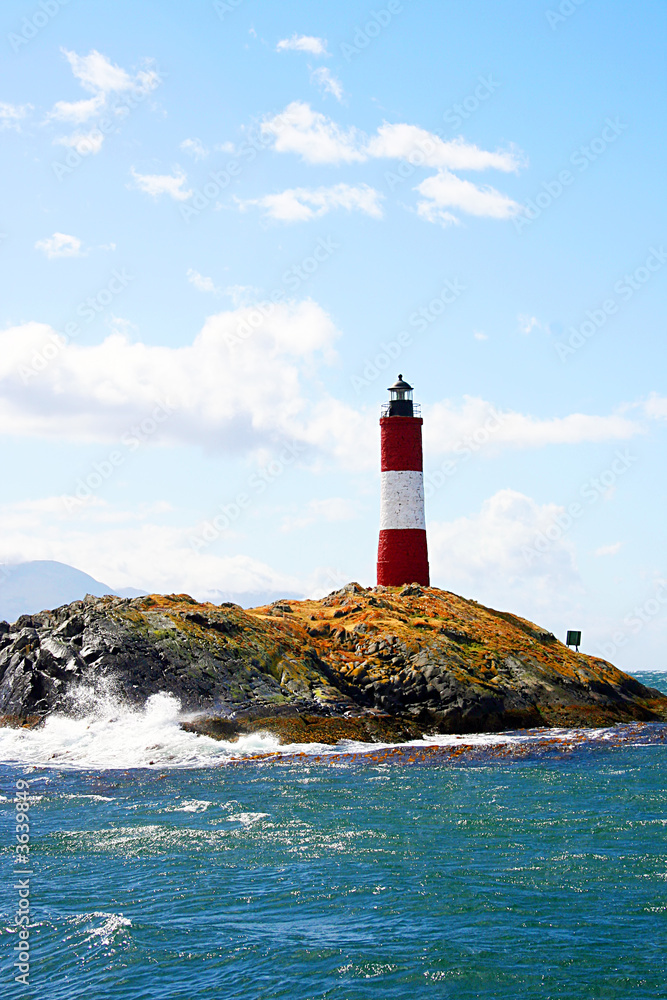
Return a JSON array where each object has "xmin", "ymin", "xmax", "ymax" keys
[
  {"xmin": 377, "ymin": 375, "xmax": 430, "ymax": 588},
  {"xmin": 382, "ymin": 375, "xmax": 416, "ymax": 417}
]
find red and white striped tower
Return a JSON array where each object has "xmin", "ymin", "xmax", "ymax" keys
[{"xmin": 377, "ymin": 375, "xmax": 430, "ymax": 587}]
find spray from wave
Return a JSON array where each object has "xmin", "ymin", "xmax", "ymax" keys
[
  {"xmin": 0, "ymin": 684, "xmax": 663, "ymax": 770},
  {"xmin": 0, "ymin": 690, "xmax": 291, "ymax": 770}
]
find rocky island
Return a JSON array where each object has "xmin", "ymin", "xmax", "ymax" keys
[{"xmin": 1, "ymin": 583, "xmax": 665, "ymax": 744}]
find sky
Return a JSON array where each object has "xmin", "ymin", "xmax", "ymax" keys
[{"xmin": 0, "ymin": 0, "xmax": 665, "ymax": 670}]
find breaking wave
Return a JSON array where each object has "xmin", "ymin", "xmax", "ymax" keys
[
  {"xmin": 0, "ymin": 685, "xmax": 665, "ymax": 770},
  {"xmin": 0, "ymin": 691, "xmax": 290, "ymax": 769}
]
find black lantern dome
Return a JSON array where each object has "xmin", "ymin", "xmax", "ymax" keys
[{"xmin": 385, "ymin": 374, "xmax": 414, "ymax": 417}]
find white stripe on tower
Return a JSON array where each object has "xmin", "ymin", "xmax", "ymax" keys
[{"xmin": 379, "ymin": 470, "xmax": 426, "ymax": 530}]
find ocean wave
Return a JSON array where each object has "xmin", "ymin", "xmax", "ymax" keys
[
  {"xmin": 166, "ymin": 799, "xmax": 212, "ymax": 812},
  {"xmin": 62, "ymin": 912, "xmax": 132, "ymax": 949},
  {"xmin": 0, "ymin": 691, "xmax": 289, "ymax": 770},
  {"xmin": 84, "ymin": 913, "xmax": 132, "ymax": 947},
  {"xmin": 0, "ymin": 688, "xmax": 664, "ymax": 770},
  {"xmin": 61, "ymin": 793, "xmax": 116, "ymax": 802},
  {"xmin": 226, "ymin": 811, "xmax": 270, "ymax": 825}
]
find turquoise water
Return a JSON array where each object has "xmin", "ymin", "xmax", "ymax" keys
[{"xmin": 2, "ymin": 671, "xmax": 667, "ymax": 999}]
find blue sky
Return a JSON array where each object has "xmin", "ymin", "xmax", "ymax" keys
[{"xmin": 0, "ymin": 0, "xmax": 665, "ymax": 669}]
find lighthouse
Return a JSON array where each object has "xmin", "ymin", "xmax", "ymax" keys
[{"xmin": 377, "ymin": 375, "xmax": 430, "ymax": 587}]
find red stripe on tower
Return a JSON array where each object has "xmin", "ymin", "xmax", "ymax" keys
[{"xmin": 377, "ymin": 375, "xmax": 430, "ymax": 587}]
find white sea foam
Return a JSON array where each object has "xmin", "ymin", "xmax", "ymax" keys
[
  {"xmin": 61, "ymin": 912, "xmax": 133, "ymax": 948},
  {"xmin": 227, "ymin": 811, "xmax": 269, "ymax": 825},
  {"xmin": 61, "ymin": 793, "xmax": 116, "ymax": 802},
  {"xmin": 0, "ymin": 691, "xmax": 297, "ymax": 770},
  {"xmin": 85, "ymin": 912, "xmax": 132, "ymax": 947},
  {"xmin": 168, "ymin": 799, "xmax": 212, "ymax": 812},
  {"xmin": 0, "ymin": 688, "xmax": 661, "ymax": 770}
]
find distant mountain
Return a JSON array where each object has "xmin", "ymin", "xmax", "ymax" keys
[
  {"xmin": 0, "ymin": 561, "xmax": 302, "ymax": 623},
  {"xmin": 0, "ymin": 561, "xmax": 146, "ymax": 624}
]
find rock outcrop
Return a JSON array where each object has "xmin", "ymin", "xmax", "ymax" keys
[{"xmin": 1, "ymin": 584, "xmax": 665, "ymax": 743}]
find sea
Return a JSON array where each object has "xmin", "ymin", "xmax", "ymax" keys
[{"xmin": 2, "ymin": 672, "xmax": 666, "ymax": 1000}]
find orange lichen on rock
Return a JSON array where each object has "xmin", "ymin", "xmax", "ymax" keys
[{"xmin": 1, "ymin": 583, "xmax": 665, "ymax": 742}]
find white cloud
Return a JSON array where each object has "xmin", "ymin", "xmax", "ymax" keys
[
  {"xmin": 424, "ymin": 396, "xmax": 643, "ymax": 453},
  {"xmin": 0, "ymin": 101, "xmax": 33, "ymax": 130},
  {"xmin": 48, "ymin": 95, "xmax": 105, "ymax": 124},
  {"xmin": 311, "ymin": 67, "xmax": 344, "ymax": 102},
  {"xmin": 263, "ymin": 103, "xmax": 524, "ymax": 173},
  {"xmin": 643, "ymin": 393, "xmax": 667, "ymax": 419},
  {"xmin": 54, "ymin": 129, "xmax": 105, "ymax": 154},
  {"xmin": 473, "ymin": 331, "xmax": 488, "ymax": 341},
  {"xmin": 239, "ymin": 183, "xmax": 383, "ymax": 222},
  {"xmin": 180, "ymin": 138, "xmax": 208, "ymax": 160},
  {"xmin": 428, "ymin": 489, "xmax": 581, "ymax": 614},
  {"xmin": 259, "ymin": 103, "xmax": 525, "ymax": 224},
  {"xmin": 47, "ymin": 49, "xmax": 160, "ymax": 152},
  {"xmin": 187, "ymin": 269, "xmax": 219, "ymax": 293},
  {"xmin": 276, "ymin": 35, "xmax": 328, "ymax": 55},
  {"xmin": 34, "ymin": 233, "xmax": 83, "ymax": 258},
  {"xmin": 0, "ymin": 321, "xmax": 646, "ymax": 474},
  {"xmin": 62, "ymin": 48, "xmax": 159, "ymax": 96},
  {"xmin": 366, "ymin": 124, "xmax": 522, "ymax": 172},
  {"xmin": 595, "ymin": 542, "xmax": 622, "ymax": 557},
  {"xmin": 0, "ymin": 303, "xmax": 379, "ymax": 470},
  {"xmin": 129, "ymin": 166, "xmax": 192, "ymax": 201},
  {"xmin": 416, "ymin": 169, "xmax": 521, "ymax": 223},
  {"xmin": 0, "ymin": 314, "xmax": 648, "ymax": 485},
  {"xmin": 415, "ymin": 206, "xmax": 461, "ymax": 228},
  {"xmin": 261, "ymin": 102, "xmax": 366, "ymax": 164}
]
